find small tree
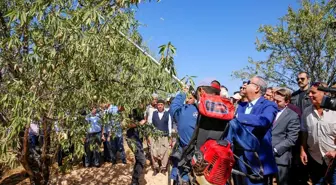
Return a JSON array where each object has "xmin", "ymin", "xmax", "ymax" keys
[{"xmin": 233, "ymin": 0, "xmax": 336, "ymax": 89}]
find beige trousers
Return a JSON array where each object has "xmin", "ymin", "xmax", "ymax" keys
[{"xmin": 150, "ymin": 136, "xmax": 170, "ymax": 169}]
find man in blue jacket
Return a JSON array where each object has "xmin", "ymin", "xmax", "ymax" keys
[
  {"xmin": 169, "ymin": 87, "xmax": 198, "ymax": 185},
  {"xmin": 231, "ymin": 76, "xmax": 278, "ymax": 185}
]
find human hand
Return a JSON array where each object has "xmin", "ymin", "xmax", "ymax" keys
[
  {"xmin": 101, "ymin": 135, "xmax": 106, "ymax": 142},
  {"xmin": 139, "ymin": 120, "xmax": 146, "ymax": 125},
  {"xmin": 300, "ymin": 150, "xmax": 308, "ymax": 165}
]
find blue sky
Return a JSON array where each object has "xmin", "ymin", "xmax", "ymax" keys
[{"xmin": 135, "ymin": 0, "xmax": 300, "ymax": 95}]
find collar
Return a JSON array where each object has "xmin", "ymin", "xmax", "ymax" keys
[
  {"xmin": 249, "ymin": 97, "xmax": 261, "ymax": 107},
  {"xmin": 313, "ymin": 106, "xmax": 325, "ymax": 119},
  {"xmin": 278, "ymin": 106, "xmax": 287, "ymax": 113}
]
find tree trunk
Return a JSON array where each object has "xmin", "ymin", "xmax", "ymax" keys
[
  {"xmin": 41, "ymin": 117, "xmax": 50, "ymax": 184},
  {"xmin": 18, "ymin": 123, "xmax": 34, "ymax": 180},
  {"xmin": 19, "ymin": 118, "xmax": 51, "ymax": 185}
]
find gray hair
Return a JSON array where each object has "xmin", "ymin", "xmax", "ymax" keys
[{"xmin": 254, "ymin": 76, "xmax": 268, "ymax": 95}]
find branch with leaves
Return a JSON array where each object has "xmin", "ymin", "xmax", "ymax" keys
[{"xmin": 233, "ymin": 0, "xmax": 336, "ymax": 89}]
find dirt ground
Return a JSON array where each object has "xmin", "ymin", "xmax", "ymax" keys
[
  {"xmin": 0, "ymin": 142, "xmax": 311, "ymax": 185},
  {"xmin": 0, "ymin": 163, "xmax": 169, "ymax": 185},
  {"xmin": 0, "ymin": 143, "xmax": 171, "ymax": 185},
  {"xmin": 0, "ymin": 163, "xmax": 312, "ymax": 185}
]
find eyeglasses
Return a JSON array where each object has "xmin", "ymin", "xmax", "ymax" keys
[
  {"xmin": 296, "ymin": 77, "xmax": 306, "ymax": 82},
  {"xmin": 247, "ymin": 80, "xmax": 259, "ymax": 87}
]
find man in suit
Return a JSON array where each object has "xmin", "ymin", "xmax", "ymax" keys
[
  {"xmin": 231, "ymin": 76, "xmax": 278, "ymax": 185},
  {"xmin": 272, "ymin": 88, "xmax": 300, "ymax": 185}
]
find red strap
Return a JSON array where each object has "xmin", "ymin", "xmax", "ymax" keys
[{"xmin": 211, "ymin": 83, "xmax": 221, "ymax": 90}]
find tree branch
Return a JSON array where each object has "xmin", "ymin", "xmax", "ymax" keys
[{"xmin": 19, "ymin": 123, "xmax": 34, "ymax": 177}]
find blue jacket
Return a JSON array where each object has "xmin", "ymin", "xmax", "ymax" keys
[
  {"xmin": 169, "ymin": 92, "xmax": 198, "ymax": 146},
  {"xmin": 236, "ymin": 96, "xmax": 278, "ymax": 175}
]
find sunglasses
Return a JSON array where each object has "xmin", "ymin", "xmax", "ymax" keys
[
  {"xmin": 247, "ymin": 80, "xmax": 259, "ymax": 87},
  {"xmin": 296, "ymin": 77, "xmax": 306, "ymax": 82}
]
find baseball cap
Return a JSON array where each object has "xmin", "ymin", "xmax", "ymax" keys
[
  {"xmin": 231, "ymin": 93, "xmax": 242, "ymax": 100},
  {"xmin": 197, "ymin": 78, "xmax": 221, "ymax": 90}
]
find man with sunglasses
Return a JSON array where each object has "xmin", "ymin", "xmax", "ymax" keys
[
  {"xmin": 232, "ymin": 76, "xmax": 278, "ymax": 185},
  {"xmin": 289, "ymin": 72, "xmax": 312, "ymax": 185},
  {"xmin": 291, "ymin": 72, "xmax": 312, "ymax": 112}
]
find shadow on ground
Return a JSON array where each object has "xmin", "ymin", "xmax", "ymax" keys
[
  {"xmin": 0, "ymin": 169, "xmax": 29, "ymax": 185},
  {"xmin": 0, "ymin": 144, "xmax": 170, "ymax": 185}
]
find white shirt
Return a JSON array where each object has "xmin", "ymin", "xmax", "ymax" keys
[
  {"xmin": 244, "ymin": 97, "xmax": 260, "ymax": 114},
  {"xmin": 157, "ymin": 111, "xmax": 172, "ymax": 136},
  {"xmin": 301, "ymin": 105, "xmax": 336, "ymax": 164},
  {"xmin": 146, "ymin": 105, "xmax": 157, "ymax": 124},
  {"xmin": 29, "ymin": 122, "xmax": 40, "ymax": 136},
  {"xmin": 274, "ymin": 107, "xmax": 286, "ymax": 122}
]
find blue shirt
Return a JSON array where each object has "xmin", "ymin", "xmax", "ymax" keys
[
  {"xmin": 170, "ymin": 92, "xmax": 198, "ymax": 146},
  {"xmin": 86, "ymin": 114, "xmax": 102, "ymax": 133},
  {"xmin": 54, "ymin": 121, "xmax": 61, "ymax": 132},
  {"xmin": 244, "ymin": 97, "xmax": 260, "ymax": 114},
  {"xmin": 105, "ymin": 105, "xmax": 122, "ymax": 137}
]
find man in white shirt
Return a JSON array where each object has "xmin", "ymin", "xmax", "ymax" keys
[
  {"xmin": 301, "ymin": 82, "xmax": 336, "ymax": 184},
  {"xmin": 145, "ymin": 95, "xmax": 158, "ymax": 124}
]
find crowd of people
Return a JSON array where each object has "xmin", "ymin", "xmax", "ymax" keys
[
  {"xmin": 27, "ymin": 71, "xmax": 336, "ymax": 185},
  {"xmin": 226, "ymin": 72, "xmax": 336, "ymax": 185}
]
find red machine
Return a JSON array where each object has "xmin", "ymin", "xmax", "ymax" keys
[{"xmin": 191, "ymin": 139, "xmax": 235, "ymax": 185}]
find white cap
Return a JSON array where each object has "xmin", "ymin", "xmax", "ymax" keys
[
  {"xmin": 152, "ymin": 93, "xmax": 158, "ymax": 98},
  {"xmin": 232, "ymin": 93, "xmax": 242, "ymax": 100}
]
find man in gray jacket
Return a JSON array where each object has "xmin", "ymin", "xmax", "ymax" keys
[{"xmin": 272, "ymin": 88, "xmax": 300, "ymax": 185}]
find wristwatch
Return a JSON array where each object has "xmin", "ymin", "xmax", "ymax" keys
[{"xmin": 273, "ymin": 148, "xmax": 278, "ymax": 155}]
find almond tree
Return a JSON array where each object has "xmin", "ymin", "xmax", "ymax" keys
[{"xmin": 0, "ymin": 0, "xmax": 182, "ymax": 184}]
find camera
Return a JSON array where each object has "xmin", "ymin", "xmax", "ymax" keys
[{"xmin": 317, "ymin": 86, "xmax": 336, "ymax": 111}]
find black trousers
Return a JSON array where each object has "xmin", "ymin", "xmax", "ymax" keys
[
  {"xmin": 127, "ymin": 136, "xmax": 146, "ymax": 184},
  {"xmin": 288, "ymin": 135, "xmax": 309, "ymax": 185},
  {"xmin": 276, "ymin": 164, "xmax": 289, "ymax": 185},
  {"xmin": 57, "ymin": 144, "xmax": 74, "ymax": 166},
  {"xmin": 103, "ymin": 133, "xmax": 115, "ymax": 162},
  {"xmin": 84, "ymin": 132, "xmax": 101, "ymax": 167},
  {"xmin": 307, "ymin": 154, "xmax": 328, "ymax": 185}
]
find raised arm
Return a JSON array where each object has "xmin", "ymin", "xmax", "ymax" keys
[{"xmin": 169, "ymin": 92, "xmax": 186, "ymax": 120}]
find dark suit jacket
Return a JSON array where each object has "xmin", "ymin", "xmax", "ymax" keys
[
  {"xmin": 291, "ymin": 89, "xmax": 311, "ymax": 112},
  {"xmin": 236, "ymin": 96, "xmax": 278, "ymax": 175},
  {"xmin": 272, "ymin": 107, "xmax": 300, "ymax": 166}
]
